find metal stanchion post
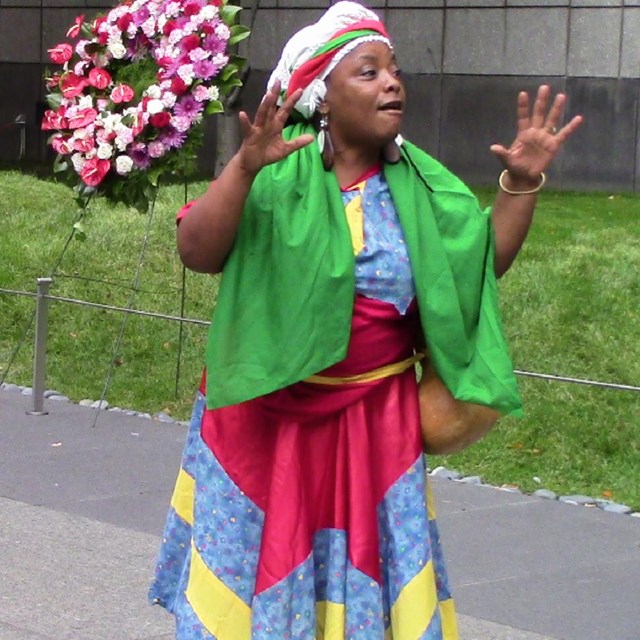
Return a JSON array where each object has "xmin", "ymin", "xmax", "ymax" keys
[{"xmin": 26, "ymin": 277, "xmax": 52, "ymax": 416}]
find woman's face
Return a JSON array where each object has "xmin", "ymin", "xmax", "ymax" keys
[{"xmin": 322, "ymin": 41, "xmax": 405, "ymax": 154}]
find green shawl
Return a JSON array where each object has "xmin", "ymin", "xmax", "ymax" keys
[{"xmin": 204, "ymin": 123, "xmax": 522, "ymax": 416}]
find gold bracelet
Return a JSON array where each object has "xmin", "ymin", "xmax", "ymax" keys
[{"xmin": 498, "ymin": 170, "xmax": 546, "ymax": 195}]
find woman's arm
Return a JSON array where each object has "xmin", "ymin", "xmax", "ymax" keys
[
  {"xmin": 489, "ymin": 85, "xmax": 583, "ymax": 278},
  {"xmin": 176, "ymin": 82, "xmax": 314, "ymax": 274}
]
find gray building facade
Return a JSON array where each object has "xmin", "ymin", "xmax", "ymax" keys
[{"xmin": 1, "ymin": 0, "xmax": 639, "ymax": 190}]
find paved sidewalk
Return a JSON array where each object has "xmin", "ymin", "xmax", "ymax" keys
[{"xmin": 1, "ymin": 386, "xmax": 638, "ymax": 640}]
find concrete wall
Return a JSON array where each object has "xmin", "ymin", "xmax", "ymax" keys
[{"xmin": 2, "ymin": 0, "xmax": 640, "ymax": 190}]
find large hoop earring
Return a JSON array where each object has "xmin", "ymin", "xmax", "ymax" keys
[{"xmin": 317, "ymin": 112, "xmax": 334, "ymax": 171}]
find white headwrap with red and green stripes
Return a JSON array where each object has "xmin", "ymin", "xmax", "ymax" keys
[{"xmin": 267, "ymin": 1, "xmax": 392, "ymax": 119}]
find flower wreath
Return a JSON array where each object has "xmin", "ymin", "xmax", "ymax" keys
[{"xmin": 42, "ymin": 0, "xmax": 249, "ymax": 212}]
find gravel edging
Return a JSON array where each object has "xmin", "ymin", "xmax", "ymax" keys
[{"xmin": 4, "ymin": 381, "xmax": 638, "ymax": 518}]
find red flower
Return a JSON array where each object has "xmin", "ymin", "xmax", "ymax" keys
[
  {"xmin": 80, "ymin": 157, "xmax": 110, "ymax": 187},
  {"xmin": 184, "ymin": 2, "xmax": 201, "ymax": 16},
  {"xmin": 45, "ymin": 74, "xmax": 61, "ymax": 90},
  {"xmin": 170, "ymin": 77, "xmax": 188, "ymax": 95},
  {"xmin": 162, "ymin": 20, "xmax": 177, "ymax": 36},
  {"xmin": 61, "ymin": 73, "xmax": 88, "ymax": 99},
  {"xmin": 66, "ymin": 15, "xmax": 84, "ymax": 39},
  {"xmin": 181, "ymin": 34, "xmax": 201, "ymax": 52},
  {"xmin": 150, "ymin": 112, "xmax": 171, "ymax": 128},
  {"xmin": 48, "ymin": 43, "xmax": 73, "ymax": 65},
  {"xmin": 41, "ymin": 108, "xmax": 69, "ymax": 131},
  {"xmin": 111, "ymin": 83, "xmax": 135, "ymax": 104},
  {"xmin": 93, "ymin": 16, "xmax": 108, "ymax": 45},
  {"xmin": 88, "ymin": 68, "xmax": 112, "ymax": 90},
  {"xmin": 51, "ymin": 134, "xmax": 74, "ymax": 155},
  {"xmin": 67, "ymin": 108, "xmax": 97, "ymax": 130},
  {"xmin": 72, "ymin": 134, "xmax": 95, "ymax": 153},
  {"xmin": 117, "ymin": 14, "xmax": 133, "ymax": 31}
]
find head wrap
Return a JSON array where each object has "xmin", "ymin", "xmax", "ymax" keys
[{"xmin": 267, "ymin": 1, "xmax": 392, "ymax": 119}]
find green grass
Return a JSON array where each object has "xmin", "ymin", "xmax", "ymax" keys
[{"xmin": 1, "ymin": 172, "xmax": 639, "ymax": 509}]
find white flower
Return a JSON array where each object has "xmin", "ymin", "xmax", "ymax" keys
[
  {"xmin": 192, "ymin": 85, "xmax": 209, "ymax": 102},
  {"xmin": 75, "ymin": 40, "xmax": 90, "ymax": 59},
  {"xmin": 161, "ymin": 91, "xmax": 177, "ymax": 108},
  {"xmin": 108, "ymin": 40, "xmax": 127, "ymax": 60},
  {"xmin": 97, "ymin": 143, "xmax": 114, "ymax": 160},
  {"xmin": 78, "ymin": 95, "xmax": 93, "ymax": 110},
  {"xmin": 200, "ymin": 5, "xmax": 218, "ymax": 21},
  {"xmin": 74, "ymin": 61, "xmax": 89, "ymax": 76},
  {"xmin": 189, "ymin": 47, "xmax": 208, "ymax": 62},
  {"xmin": 168, "ymin": 29, "xmax": 184, "ymax": 45},
  {"xmin": 165, "ymin": 1, "xmax": 180, "ymax": 17},
  {"xmin": 208, "ymin": 86, "xmax": 220, "ymax": 101},
  {"xmin": 146, "ymin": 98, "xmax": 165, "ymax": 114},
  {"xmin": 115, "ymin": 155, "xmax": 134, "ymax": 175},
  {"xmin": 141, "ymin": 17, "xmax": 156, "ymax": 38},
  {"xmin": 177, "ymin": 64, "xmax": 194, "ymax": 85},
  {"xmin": 146, "ymin": 84, "xmax": 162, "ymax": 99},
  {"xmin": 157, "ymin": 15, "xmax": 167, "ymax": 31},
  {"xmin": 215, "ymin": 23, "xmax": 231, "ymax": 40},
  {"xmin": 114, "ymin": 124, "xmax": 134, "ymax": 150},
  {"xmin": 71, "ymin": 153, "xmax": 85, "ymax": 172}
]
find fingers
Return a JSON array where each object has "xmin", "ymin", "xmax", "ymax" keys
[
  {"xmin": 517, "ymin": 91, "xmax": 531, "ymax": 133},
  {"xmin": 489, "ymin": 144, "xmax": 509, "ymax": 165},
  {"xmin": 554, "ymin": 114, "xmax": 584, "ymax": 144},
  {"xmin": 543, "ymin": 92, "xmax": 565, "ymax": 133},
  {"xmin": 276, "ymin": 87, "xmax": 304, "ymax": 125},
  {"xmin": 531, "ymin": 84, "xmax": 550, "ymax": 129},
  {"xmin": 254, "ymin": 82, "xmax": 279, "ymax": 129},
  {"xmin": 283, "ymin": 133, "xmax": 315, "ymax": 156}
]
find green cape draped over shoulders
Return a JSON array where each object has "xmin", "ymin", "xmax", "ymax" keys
[{"xmin": 204, "ymin": 123, "xmax": 522, "ymax": 417}]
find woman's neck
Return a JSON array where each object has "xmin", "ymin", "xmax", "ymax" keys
[{"xmin": 332, "ymin": 146, "xmax": 382, "ymax": 189}]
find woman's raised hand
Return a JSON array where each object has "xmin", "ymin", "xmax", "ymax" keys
[
  {"xmin": 236, "ymin": 81, "xmax": 315, "ymax": 176},
  {"xmin": 490, "ymin": 85, "xmax": 583, "ymax": 182}
]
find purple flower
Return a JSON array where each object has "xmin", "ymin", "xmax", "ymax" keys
[
  {"xmin": 192, "ymin": 59, "xmax": 216, "ymax": 79},
  {"xmin": 174, "ymin": 94, "xmax": 204, "ymax": 120},
  {"xmin": 203, "ymin": 33, "xmax": 227, "ymax": 56},
  {"xmin": 130, "ymin": 142, "xmax": 151, "ymax": 169},
  {"xmin": 132, "ymin": 6, "xmax": 150, "ymax": 26},
  {"xmin": 159, "ymin": 126, "xmax": 187, "ymax": 149}
]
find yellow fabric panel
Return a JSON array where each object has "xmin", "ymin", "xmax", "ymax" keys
[
  {"xmin": 170, "ymin": 467, "xmax": 195, "ymax": 526},
  {"xmin": 344, "ymin": 181, "xmax": 365, "ymax": 255},
  {"xmin": 186, "ymin": 543, "xmax": 252, "ymax": 640},
  {"xmin": 316, "ymin": 600, "xmax": 346, "ymax": 640},
  {"xmin": 426, "ymin": 478, "xmax": 437, "ymax": 522},
  {"xmin": 306, "ymin": 352, "xmax": 424, "ymax": 385},
  {"xmin": 439, "ymin": 598, "xmax": 460, "ymax": 639},
  {"xmin": 389, "ymin": 560, "xmax": 438, "ymax": 639}
]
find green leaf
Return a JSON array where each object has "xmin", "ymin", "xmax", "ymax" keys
[
  {"xmin": 221, "ymin": 65, "xmax": 238, "ymax": 82},
  {"xmin": 53, "ymin": 155, "xmax": 68, "ymax": 173},
  {"xmin": 229, "ymin": 25, "xmax": 250, "ymax": 45},
  {"xmin": 73, "ymin": 220, "xmax": 86, "ymax": 241},
  {"xmin": 206, "ymin": 100, "xmax": 224, "ymax": 115},
  {"xmin": 46, "ymin": 93, "xmax": 63, "ymax": 110},
  {"xmin": 147, "ymin": 167, "xmax": 163, "ymax": 188},
  {"xmin": 221, "ymin": 4, "xmax": 242, "ymax": 25}
]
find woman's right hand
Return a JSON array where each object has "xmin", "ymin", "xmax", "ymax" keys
[{"xmin": 236, "ymin": 81, "xmax": 315, "ymax": 176}]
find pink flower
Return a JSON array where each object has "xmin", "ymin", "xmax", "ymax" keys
[
  {"xmin": 51, "ymin": 134, "xmax": 73, "ymax": 155},
  {"xmin": 48, "ymin": 43, "xmax": 73, "ymax": 64},
  {"xmin": 41, "ymin": 108, "xmax": 68, "ymax": 131},
  {"xmin": 72, "ymin": 131, "xmax": 95, "ymax": 153},
  {"xmin": 66, "ymin": 15, "xmax": 84, "ymax": 39},
  {"xmin": 147, "ymin": 140, "xmax": 167, "ymax": 158},
  {"xmin": 67, "ymin": 108, "xmax": 98, "ymax": 130},
  {"xmin": 111, "ymin": 84, "xmax": 135, "ymax": 104},
  {"xmin": 88, "ymin": 68, "xmax": 112, "ymax": 90},
  {"xmin": 61, "ymin": 73, "xmax": 88, "ymax": 99},
  {"xmin": 181, "ymin": 34, "xmax": 201, "ymax": 52},
  {"xmin": 80, "ymin": 156, "xmax": 110, "ymax": 186}
]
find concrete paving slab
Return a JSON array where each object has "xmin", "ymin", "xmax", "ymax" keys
[
  {"xmin": 1, "ymin": 386, "xmax": 639, "ymax": 640},
  {"xmin": 433, "ymin": 479, "xmax": 640, "ymax": 640}
]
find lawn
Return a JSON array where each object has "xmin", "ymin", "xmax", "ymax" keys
[{"xmin": 1, "ymin": 171, "xmax": 639, "ymax": 508}]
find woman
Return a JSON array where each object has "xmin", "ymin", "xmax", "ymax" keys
[{"xmin": 149, "ymin": 3, "xmax": 583, "ymax": 638}]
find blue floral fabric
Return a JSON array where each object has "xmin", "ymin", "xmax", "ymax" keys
[{"xmin": 343, "ymin": 172, "xmax": 416, "ymax": 315}]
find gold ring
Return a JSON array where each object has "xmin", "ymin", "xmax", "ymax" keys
[{"xmin": 545, "ymin": 125, "xmax": 558, "ymax": 134}]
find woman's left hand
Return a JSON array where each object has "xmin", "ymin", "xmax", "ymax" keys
[{"xmin": 490, "ymin": 85, "xmax": 583, "ymax": 183}]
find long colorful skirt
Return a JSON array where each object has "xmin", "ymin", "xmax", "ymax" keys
[{"xmin": 149, "ymin": 296, "xmax": 459, "ymax": 639}]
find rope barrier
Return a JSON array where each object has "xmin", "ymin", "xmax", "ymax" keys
[{"xmin": 2, "ymin": 285, "xmax": 639, "ymax": 393}]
